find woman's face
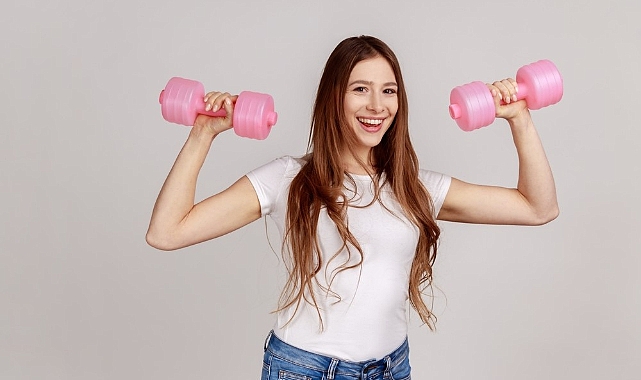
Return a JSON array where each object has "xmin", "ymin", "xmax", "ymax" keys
[{"xmin": 343, "ymin": 56, "xmax": 398, "ymax": 159}]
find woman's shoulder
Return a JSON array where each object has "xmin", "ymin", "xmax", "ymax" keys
[
  {"xmin": 417, "ymin": 167, "xmax": 452, "ymax": 203},
  {"xmin": 418, "ymin": 167, "xmax": 448, "ymax": 180},
  {"xmin": 266, "ymin": 154, "xmax": 307, "ymax": 174},
  {"xmin": 248, "ymin": 154, "xmax": 308, "ymax": 180},
  {"xmin": 283, "ymin": 154, "xmax": 308, "ymax": 169}
]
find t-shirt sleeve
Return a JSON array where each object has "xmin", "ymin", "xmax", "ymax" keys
[
  {"xmin": 245, "ymin": 156, "xmax": 297, "ymax": 217},
  {"xmin": 419, "ymin": 169, "xmax": 452, "ymax": 217}
]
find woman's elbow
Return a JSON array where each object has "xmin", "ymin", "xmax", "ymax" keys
[
  {"xmin": 532, "ymin": 204, "xmax": 560, "ymax": 226},
  {"xmin": 145, "ymin": 229, "xmax": 181, "ymax": 251}
]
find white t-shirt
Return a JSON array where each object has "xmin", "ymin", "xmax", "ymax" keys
[{"xmin": 246, "ymin": 155, "xmax": 451, "ymax": 361}]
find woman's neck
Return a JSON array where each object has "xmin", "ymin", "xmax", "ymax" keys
[
  {"xmin": 343, "ymin": 153, "xmax": 375, "ymax": 175},
  {"xmin": 345, "ymin": 164, "xmax": 373, "ymax": 175}
]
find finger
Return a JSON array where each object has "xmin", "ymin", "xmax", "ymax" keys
[
  {"xmin": 497, "ymin": 78, "xmax": 518, "ymax": 102},
  {"xmin": 507, "ymin": 78, "xmax": 518, "ymax": 95},
  {"xmin": 204, "ymin": 91, "xmax": 221, "ymax": 104},
  {"xmin": 486, "ymin": 83, "xmax": 503, "ymax": 105},
  {"xmin": 204, "ymin": 91, "xmax": 217, "ymax": 101},
  {"xmin": 204, "ymin": 92, "xmax": 237, "ymax": 102},
  {"xmin": 222, "ymin": 96, "xmax": 234, "ymax": 122},
  {"xmin": 214, "ymin": 93, "xmax": 238, "ymax": 113},
  {"xmin": 491, "ymin": 80, "xmax": 511, "ymax": 103},
  {"xmin": 501, "ymin": 78, "xmax": 518, "ymax": 102},
  {"xmin": 205, "ymin": 92, "xmax": 233, "ymax": 112},
  {"xmin": 204, "ymin": 91, "xmax": 221, "ymax": 111}
]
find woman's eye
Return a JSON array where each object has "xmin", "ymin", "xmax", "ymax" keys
[
  {"xmin": 354, "ymin": 87, "xmax": 367, "ymax": 92},
  {"xmin": 384, "ymin": 88, "xmax": 397, "ymax": 94}
]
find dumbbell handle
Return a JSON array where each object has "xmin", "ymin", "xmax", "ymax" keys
[
  {"xmin": 501, "ymin": 82, "xmax": 530, "ymax": 103},
  {"xmin": 158, "ymin": 89, "xmax": 229, "ymax": 119}
]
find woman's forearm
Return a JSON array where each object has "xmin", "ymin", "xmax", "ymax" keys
[
  {"xmin": 509, "ymin": 112, "xmax": 559, "ymax": 223},
  {"xmin": 146, "ymin": 127, "xmax": 217, "ymax": 249}
]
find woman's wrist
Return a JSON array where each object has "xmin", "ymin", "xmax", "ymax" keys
[
  {"xmin": 507, "ymin": 109, "xmax": 534, "ymax": 131},
  {"xmin": 189, "ymin": 123, "xmax": 219, "ymax": 144}
]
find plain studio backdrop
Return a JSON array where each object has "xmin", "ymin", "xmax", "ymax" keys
[{"xmin": 1, "ymin": 1, "xmax": 639, "ymax": 379}]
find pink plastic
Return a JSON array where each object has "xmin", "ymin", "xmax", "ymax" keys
[
  {"xmin": 449, "ymin": 81, "xmax": 495, "ymax": 132},
  {"xmin": 159, "ymin": 77, "xmax": 278, "ymax": 140},
  {"xmin": 234, "ymin": 91, "xmax": 278, "ymax": 140},
  {"xmin": 449, "ymin": 59, "xmax": 563, "ymax": 131}
]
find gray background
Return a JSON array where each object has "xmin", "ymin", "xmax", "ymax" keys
[{"xmin": 2, "ymin": 0, "xmax": 639, "ymax": 379}]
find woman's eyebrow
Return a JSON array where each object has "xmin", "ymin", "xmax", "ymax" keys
[{"xmin": 348, "ymin": 80, "xmax": 398, "ymax": 87}]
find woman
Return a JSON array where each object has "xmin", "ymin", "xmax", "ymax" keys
[{"xmin": 146, "ymin": 35, "xmax": 558, "ymax": 379}]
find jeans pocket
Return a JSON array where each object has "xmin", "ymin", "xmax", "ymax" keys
[
  {"xmin": 277, "ymin": 370, "xmax": 313, "ymax": 380},
  {"xmin": 269, "ymin": 356, "xmax": 321, "ymax": 380}
]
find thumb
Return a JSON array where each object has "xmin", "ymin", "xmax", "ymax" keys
[{"xmin": 223, "ymin": 95, "xmax": 238, "ymax": 123}]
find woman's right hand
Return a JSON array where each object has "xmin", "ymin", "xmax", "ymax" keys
[{"xmin": 193, "ymin": 91, "xmax": 239, "ymax": 136}]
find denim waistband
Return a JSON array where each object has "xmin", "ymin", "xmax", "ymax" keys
[{"xmin": 264, "ymin": 331, "xmax": 409, "ymax": 379}]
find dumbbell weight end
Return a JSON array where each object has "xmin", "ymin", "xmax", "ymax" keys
[
  {"xmin": 449, "ymin": 81, "xmax": 496, "ymax": 132},
  {"xmin": 232, "ymin": 91, "xmax": 278, "ymax": 140}
]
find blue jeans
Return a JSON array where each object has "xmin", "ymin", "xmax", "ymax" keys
[{"xmin": 261, "ymin": 331, "xmax": 412, "ymax": 380}]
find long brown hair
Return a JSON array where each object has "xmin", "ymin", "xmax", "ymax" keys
[{"xmin": 281, "ymin": 35, "xmax": 441, "ymax": 329}]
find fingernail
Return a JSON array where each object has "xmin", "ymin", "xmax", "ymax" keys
[
  {"xmin": 512, "ymin": 94, "xmax": 517, "ymax": 101},
  {"xmin": 205, "ymin": 103, "xmax": 211, "ymax": 111},
  {"xmin": 225, "ymin": 98, "xmax": 231, "ymax": 106},
  {"xmin": 212, "ymin": 104, "xmax": 219, "ymax": 112}
]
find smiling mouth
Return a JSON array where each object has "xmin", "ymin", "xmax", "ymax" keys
[
  {"xmin": 357, "ymin": 117, "xmax": 385, "ymax": 131},
  {"xmin": 357, "ymin": 117, "xmax": 384, "ymax": 125}
]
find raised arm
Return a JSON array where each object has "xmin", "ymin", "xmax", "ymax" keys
[
  {"xmin": 146, "ymin": 92, "xmax": 261, "ymax": 251},
  {"xmin": 438, "ymin": 79, "xmax": 559, "ymax": 226}
]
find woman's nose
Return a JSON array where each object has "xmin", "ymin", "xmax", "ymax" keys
[{"xmin": 366, "ymin": 93, "xmax": 384, "ymax": 113}]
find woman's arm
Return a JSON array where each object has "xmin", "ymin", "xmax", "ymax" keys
[
  {"xmin": 437, "ymin": 79, "xmax": 559, "ymax": 226},
  {"xmin": 146, "ymin": 92, "xmax": 261, "ymax": 251}
]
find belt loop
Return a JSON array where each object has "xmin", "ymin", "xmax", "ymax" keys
[
  {"xmin": 264, "ymin": 330, "xmax": 273, "ymax": 352},
  {"xmin": 327, "ymin": 358, "xmax": 339, "ymax": 380},
  {"xmin": 384, "ymin": 355, "xmax": 392, "ymax": 376}
]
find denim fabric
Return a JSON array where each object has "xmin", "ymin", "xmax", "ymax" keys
[{"xmin": 261, "ymin": 331, "xmax": 411, "ymax": 380}]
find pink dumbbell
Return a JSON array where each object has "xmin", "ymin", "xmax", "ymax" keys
[
  {"xmin": 159, "ymin": 77, "xmax": 278, "ymax": 140},
  {"xmin": 448, "ymin": 59, "xmax": 563, "ymax": 131}
]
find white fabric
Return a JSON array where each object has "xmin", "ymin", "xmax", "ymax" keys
[{"xmin": 246, "ymin": 156, "xmax": 451, "ymax": 361}]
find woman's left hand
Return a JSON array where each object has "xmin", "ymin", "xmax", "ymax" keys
[{"xmin": 487, "ymin": 78, "xmax": 529, "ymax": 122}]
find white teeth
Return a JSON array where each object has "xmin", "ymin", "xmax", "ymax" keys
[{"xmin": 357, "ymin": 117, "xmax": 383, "ymax": 125}]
